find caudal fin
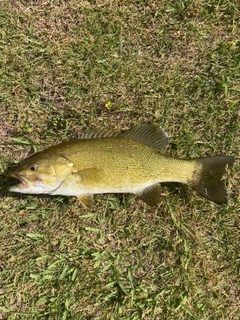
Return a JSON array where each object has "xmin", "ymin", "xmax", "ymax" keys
[{"xmin": 190, "ymin": 156, "xmax": 235, "ymax": 204}]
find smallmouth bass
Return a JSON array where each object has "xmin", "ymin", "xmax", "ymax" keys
[{"xmin": 9, "ymin": 124, "xmax": 235, "ymax": 209}]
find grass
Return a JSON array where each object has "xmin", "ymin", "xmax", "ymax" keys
[{"xmin": 0, "ymin": 0, "xmax": 239, "ymax": 319}]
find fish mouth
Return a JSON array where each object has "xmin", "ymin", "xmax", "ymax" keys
[{"xmin": 10, "ymin": 173, "xmax": 29, "ymax": 189}]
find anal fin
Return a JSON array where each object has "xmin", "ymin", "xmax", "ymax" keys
[
  {"xmin": 77, "ymin": 194, "xmax": 94, "ymax": 209},
  {"xmin": 136, "ymin": 184, "xmax": 161, "ymax": 206}
]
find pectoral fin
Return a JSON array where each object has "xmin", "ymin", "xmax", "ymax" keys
[
  {"xmin": 72, "ymin": 167, "xmax": 103, "ymax": 185},
  {"xmin": 136, "ymin": 184, "xmax": 161, "ymax": 206},
  {"xmin": 69, "ymin": 168, "xmax": 103, "ymax": 208},
  {"xmin": 77, "ymin": 194, "xmax": 94, "ymax": 209}
]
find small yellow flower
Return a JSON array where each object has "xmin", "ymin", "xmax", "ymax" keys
[
  {"xmin": 105, "ymin": 101, "xmax": 112, "ymax": 109},
  {"xmin": 20, "ymin": 120, "xmax": 32, "ymax": 132}
]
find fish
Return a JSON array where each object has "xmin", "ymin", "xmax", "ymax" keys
[{"xmin": 9, "ymin": 124, "xmax": 235, "ymax": 209}]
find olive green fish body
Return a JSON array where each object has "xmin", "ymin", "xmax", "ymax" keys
[
  {"xmin": 9, "ymin": 125, "xmax": 235, "ymax": 208},
  {"xmin": 48, "ymin": 138, "xmax": 195, "ymax": 195}
]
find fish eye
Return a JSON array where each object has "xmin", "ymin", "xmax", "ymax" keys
[{"xmin": 29, "ymin": 164, "xmax": 38, "ymax": 171}]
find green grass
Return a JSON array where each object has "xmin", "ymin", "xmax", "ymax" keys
[{"xmin": 0, "ymin": 0, "xmax": 239, "ymax": 319}]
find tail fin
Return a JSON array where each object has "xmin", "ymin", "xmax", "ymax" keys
[{"xmin": 190, "ymin": 156, "xmax": 235, "ymax": 204}]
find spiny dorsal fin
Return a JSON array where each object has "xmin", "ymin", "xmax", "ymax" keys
[
  {"xmin": 83, "ymin": 124, "xmax": 169, "ymax": 152},
  {"xmin": 82, "ymin": 128, "xmax": 120, "ymax": 139},
  {"xmin": 120, "ymin": 124, "xmax": 169, "ymax": 152},
  {"xmin": 136, "ymin": 184, "xmax": 161, "ymax": 206},
  {"xmin": 77, "ymin": 194, "xmax": 94, "ymax": 209}
]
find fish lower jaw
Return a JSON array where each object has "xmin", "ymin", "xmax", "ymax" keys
[
  {"xmin": 16, "ymin": 181, "xmax": 28, "ymax": 189},
  {"xmin": 9, "ymin": 180, "xmax": 29, "ymax": 191},
  {"xmin": 10, "ymin": 173, "xmax": 29, "ymax": 189},
  {"xmin": 9, "ymin": 178, "xmax": 47, "ymax": 194},
  {"xmin": 9, "ymin": 184, "xmax": 45, "ymax": 194},
  {"xmin": 9, "ymin": 185, "xmax": 28, "ymax": 193}
]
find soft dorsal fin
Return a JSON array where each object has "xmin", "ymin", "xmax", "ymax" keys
[
  {"xmin": 120, "ymin": 124, "xmax": 169, "ymax": 152},
  {"xmin": 82, "ymin": 124, "xmax": 169, "ymax": 152}
]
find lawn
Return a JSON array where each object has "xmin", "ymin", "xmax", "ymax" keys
[{"xmin": 0, "ymin": 1, "xmax": 239, "ymax": 319}]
